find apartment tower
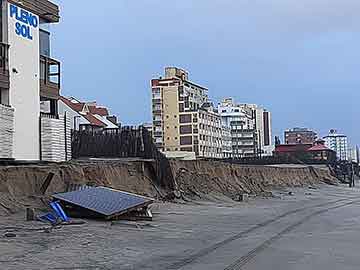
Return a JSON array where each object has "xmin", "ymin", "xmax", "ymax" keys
[{"xmin": 151, "ymin": 67, "xmax": 222, "ymax": 158}]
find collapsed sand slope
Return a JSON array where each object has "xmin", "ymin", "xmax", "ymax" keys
[
  {"xmin": 0, "ymin": 161, "xmax": 160, "ymax": 215},
  {"xmin": 170, "ymin": 161, "xmax": 338, "ymax": 199},
  {"xmin": 0, "ymin": 160, "xmax": 338, "ymax": 215}
]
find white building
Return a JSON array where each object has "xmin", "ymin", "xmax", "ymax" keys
[
  {"xmin": 218, "ymin": 98, "xmax": 273, "ymax": 158},
  {"xmin": 221, "ymin": 126, "xmax": 232, "ymax": 158},
  {"xmin": 323, "ymin": 129, "xmax": 348, "ymax": 161},
  {"xmin": 0, "ymin": 1, "xmax": 70, "ymax": 162}
]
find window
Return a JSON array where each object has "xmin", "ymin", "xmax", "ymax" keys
[
  {"xmin": 0, "ymin": 88, "xmax": 9, "ymax": 105},
  {"xmin": 180, "ymin": 125, "xmax": 192, "ymax": 134},
  {"xmin": 40, "ymin": 29, "xmax": 51, "ymax": 57},
  {"xmin": 180, "ymin": 114, "xmax": 192, "ymax": 123},
  {"xmin": 180, "ymin": 136, "xmax": 193, "ymax": 145}
]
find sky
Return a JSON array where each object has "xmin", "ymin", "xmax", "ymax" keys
[{"xmin": 51, "ymin": 0, "xmax": 359, "ymax": 145}]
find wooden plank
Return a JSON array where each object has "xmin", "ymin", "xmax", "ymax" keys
[{"xmin": 8, "ymin": 0, "xmax": 60, "ymax": 23}]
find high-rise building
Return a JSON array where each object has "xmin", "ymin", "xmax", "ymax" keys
[
  {"xmin": 221, "ymin": 125, "xmax": 232, "ymax": 158},
  {"xmin": 151, "ymin": 67, "xmax": 223, "ymax": 158},
  {"xmin": 348, "ymin": 146, "xmax": 359, "ymax": 164},
  {"xmin": 218, "ymin": 98, "xmax": 256, "ymax": 158},
  {"xmin": 284, "ymin": 128, "xmax": 317, "ymax": 145},
  {"xmin": 238, "ymin": 103, "xmax": 273, "ymax": 156},
  {"xmin": 218, "ymin": 98, "xmax": 273, "ymax": 158},
  {"xmin": 0, "ymin": 1, "xmax": 70, "ymax": 161},
  {"xmin": 323, "ymin": 129, "xmax": 348, "ymax": 161}
]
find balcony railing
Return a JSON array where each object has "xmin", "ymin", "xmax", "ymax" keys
[
  {"xmin": 40, "ymin": 55, "xmax": 60, "ymax": 99},
  {"xmin": 0, "ymin": 43, "xmax": 9, "ymax": 74},
  {"xmin": 40, "ymin": 112, "xmax": 59, "ymax": 119}
]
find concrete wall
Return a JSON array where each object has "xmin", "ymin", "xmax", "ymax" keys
[{"xmin": 7, "ymin": 2, "xmax": 40, "ymax": 160}]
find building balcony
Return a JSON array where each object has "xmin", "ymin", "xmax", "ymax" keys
[
  {"xmin": 153, "ymin": 131, "xmax": 163, "ymax": 137},
  {"xmin": 40, "ymin": 55, "xmax": 61, "ymax": 100},
  {"xmin": 0, "ymin": 43, "xmax": 10, "ymax": 90}
]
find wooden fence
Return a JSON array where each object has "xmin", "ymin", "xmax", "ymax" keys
[{"xmin": 71, "ymin": 127, "xmax": 174, "ymax": 190}]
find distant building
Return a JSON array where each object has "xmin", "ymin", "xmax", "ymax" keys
[
  {"xmin": 58, "ymin": 96, "xmax": 119, "ymax": 132},
  {"xmin": 284, "ymin": 128, "xmax": 317, "ymax": 145},
  {"xmin": 218, "ymin": 98, "xmax": 273, "ymax": 158},
  {"xmin": 239, "ymin": 103, "xmax": 273, "ymax": 156},
  {"xmin": 221, "ymin": 126, "xmax": 232, "ymax": 158},
  {"xmin": 323, "ymin": 129, "xmax": 348, "ymax": 161},
  {"xmin": 274, "ymin": 140, "xmax": 336, "ymax": 163},
  {"xmin": 151, "ymin": 67, "xmax": 222, "ymax": 158},
  {"xmin": 348, "ymin": 146, "xmax": 359, "ymax": 164}
]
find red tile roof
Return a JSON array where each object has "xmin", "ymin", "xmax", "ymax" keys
[
  {"xmin": 83, "ymin": 113, "xmax": 107, "ymax": 127},
  {"xmin": 59, "ymin": 96, "xmax": 84, "ymax": 112},
  {"xmin": 89, "ymin": 106, "xmax": 109, "ymax": 116},
  {"xmin": 307, "ymin": 144, "xmax": 332, "ymax": 152},
  {"xmin": 274, "ymin": 144, "xmax": 312, "ymax": 153},
  {"xmin": 60, "ymin": 96, "xmax": 108, "ymax": 127}
]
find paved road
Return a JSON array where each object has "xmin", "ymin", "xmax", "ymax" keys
[{"xmin": 1, "ymin": 183, "xmax": 360, "ymax": 270}]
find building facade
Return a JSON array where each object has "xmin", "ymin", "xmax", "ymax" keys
[
  {"xmin": 323, "ymin": 129, "xmax": 348, "ymax": 161},
  {"xmin": 151, "ymin": 67, "xmax": 222, "ymax": 158},
  {"xmin": 239, "ymin": 103, "xmax": 273, "ymax": 156},
  {"xmin": 284, "ymin": 128, "xmax": 317, "ymax": 145},
  {"xmin": 348, "ymin": 146, "xmax": 359, "ymax": 164},
  {"xmin": 218, "ymin": 98, "xmax": 273, "ymax": 158},
  {"xmin": 221, "ymin": 125, "xmax": 232, "ymax": 158},
  {"xmin": 0, "ymin": 0, "xmax": 70, "ymax": 161}
]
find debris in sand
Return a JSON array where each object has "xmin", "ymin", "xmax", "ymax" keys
[
  {"xmin": 25, "ymin": 208, "xmax": 35, "ymax": 221},
  {"xmin": 233, "ymin": 193, "xmax": 249, "ymax": 202},
  {"xmin": 52, "ymin": 187, "xmax": 154, "ymax": 221},
  {"xmin": 39, "ymin": 172, "xmax": 55, "ymax": 195},
  {"xmin": 37, "ymin": 201, "xmax": 70, "ymax": 226}
]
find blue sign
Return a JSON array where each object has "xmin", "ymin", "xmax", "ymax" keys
[{"xmin": 9, "ymin": 4, "xmax": 38, "ymax": 41}]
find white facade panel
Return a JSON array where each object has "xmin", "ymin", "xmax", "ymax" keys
[{"xmin": 7, "ymin": 3, "xmax": 40, "ymax": 160}]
